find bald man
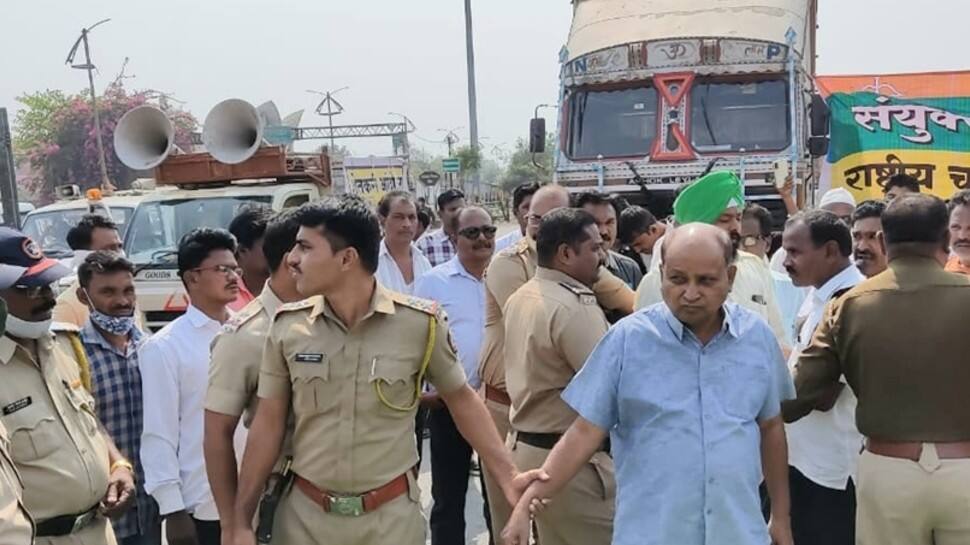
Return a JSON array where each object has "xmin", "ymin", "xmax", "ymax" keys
[
  {"xmin": 478, "ymin": 184, "xmax": 634, "ymax": 536},
  {"xmin": 505, "ymin": 224, "xmax": 795, "ymax": 545},
  {"xmin": 636, "ymin": 172, "xmax": 788, "ymax": 350}
]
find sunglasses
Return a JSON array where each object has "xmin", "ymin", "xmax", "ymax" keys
[
  {"xmin": 458, "ymin": 225, "xmax": 498, "ymax": 240},
  {"xmin": 12, "ymin": 285, "xmax": 48, "ymax": 299}
]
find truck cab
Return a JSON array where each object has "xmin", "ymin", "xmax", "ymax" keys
[
  {"xmin": 125, "ymin": 179, "xmax": 325, "ymax": 331},
  {"xmin": 548, "ymin": 0, "xmax": 826, "ymax": 224}
]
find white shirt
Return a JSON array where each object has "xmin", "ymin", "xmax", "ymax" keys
[
  {"xmin": 413, "ymin": 257, "xmax": 485, "ymax": 389},
  {"xmin": 139, "ymin": 305, "xmax": 222, "ymax": 519},
  {"xmin": 494, "ymin": 229, "xmax": 524, "ymax": 253},
  {"xmin": 376, "ymin": 239, "xmax": 433, "ymax": 295},
  {"xmin": 786, "ymin": 264, "xmax": 865, "ymax": 490}
]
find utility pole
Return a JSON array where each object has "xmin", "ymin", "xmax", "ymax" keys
[
  {"xmin": 308, "ymin": 87, "xmax": 348, "ymax": 154},
  {"xmin": 463, "ymin": 0, "xmax": 481, "ymax": 200},
  {"xmin": 66, "ymin": 19, "xmax": 113, "ymax": 193},
  {"xmin": 0, "ymin": 109, "xmax": 21, "ymax": 228}
]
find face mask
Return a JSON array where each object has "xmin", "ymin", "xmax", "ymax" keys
[
  {"xmin": 5, "ymin": 315, "xmax": 52, "ymax": 340},
  {"xmin": 90, "ymin": 308, "xmax": 136, "ymax": 336},
  {"xmin": 83, "ymin": 289, "xmax": 135, "ymax": 336}
]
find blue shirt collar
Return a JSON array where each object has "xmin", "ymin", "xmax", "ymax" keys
[
  {"xmin": 660, "ymin": 302, "xmax": 740, "ymax": 343},
  {"xmin": 443, "ymin": 256, "xmax": 483, "ymax": 282}
]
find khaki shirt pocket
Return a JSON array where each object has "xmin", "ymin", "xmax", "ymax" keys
[
  {"xmin": 368, "ymin": 356, "xmax": 419, "ymax": 415},
  {"xmin": 4, "ymin": 405, "xmax": 61, "ymax": 462},
  {"xmin": 290, "ymin": 360, "xmax": 338, "ymax": 414},
  {"xmin": 63, "ymin": 382, "xmax": 100, "ymax": 435}
]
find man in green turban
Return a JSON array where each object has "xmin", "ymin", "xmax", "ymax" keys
[
  {"xmin": 635, "ymin": 171, "xmax": 789, "ymax": 350},
  {"xmin": 673, "ymin": 170, "xmax": 747, "ymax": 226}
]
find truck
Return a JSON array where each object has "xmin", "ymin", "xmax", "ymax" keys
[
  {"xmin": 124, "ymin": 147, "xmax": 330, "ymax": 331},
  {"xmin": 539, "ymin": 0, "xmax": 829, "ymax": 223}
]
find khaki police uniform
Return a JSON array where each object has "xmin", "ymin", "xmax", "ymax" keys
[
  {"xmin": 503, "ymin": 267, "xmax": 615, "ymax": 545},
  {"xmin": 0, "ymin": 326, "xmax": 116, "ymax": 545},
  {"xmin": 477, "ymin": 236, "xmax": 631, "ymax": 532},
  {"xmin": 257, "ymin": 283, "xmax": 468, "ymax": 545},
  {"xmin": 208, "ymin": 283, "xmax": 291, "ymax": 434},
  {"xmin": 0, "ymin": 418, "xmax": 33, "ymax": 544}
]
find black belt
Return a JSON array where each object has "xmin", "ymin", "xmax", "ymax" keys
[
  {"xmin": 517, "ymin": 431, "xmax": 611, "ymax": 454},
  {"xmin": 36, "ymin": 505, "xmax": 99, "ymax": 537}
]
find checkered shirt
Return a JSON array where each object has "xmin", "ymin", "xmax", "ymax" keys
[
  {"xmin": 415, "ymin": 228, "xmax": 456, "ymax": 267},
  {"xmin": 80, "ymin": 321, "xmax": 158, "ymax": 539}
]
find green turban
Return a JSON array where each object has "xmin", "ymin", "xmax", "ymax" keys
[{"xmin": 673, "ymin": 171, "xmax": 745, "ymax": 225}]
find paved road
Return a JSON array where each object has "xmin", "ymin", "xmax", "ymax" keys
[{"xmin": 417, "ymin": 438, "xmax": 493, "ymax": 545}]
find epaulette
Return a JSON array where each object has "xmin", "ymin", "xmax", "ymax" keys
[
  {"xmin": 278, "ymin": 297, "xmax": 317, "ymax": 314},
  {"xmin": 513, "ymin": 236, "xmax": 531, "ymax": 255},
  {"xmin": 390, "ymin": 291, "xmax": 441, "ymax": 318},
  {"xmin": 559, "ymin": 282, "xmax": 597, "ymax": 305},
  {"xmin": 222, "ymin": 299, "xmax": 264, "ymax": 333},
  {"xmin": 51, "ymin": 321, "xmax": 81, "ymax": 334}
]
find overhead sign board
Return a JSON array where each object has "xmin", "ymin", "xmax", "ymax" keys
[{"xmin": 442, "ymin": 158, "xmax": 461, "ymax": 173}]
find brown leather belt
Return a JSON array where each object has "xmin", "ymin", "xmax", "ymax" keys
[
  {"xmin": 866, "ymin": 440, "xmax": 970, "ymax": 461},
  {"xmin": 484, "ymin": 384, "xmax": 511, "ymax": 406},
  {"xmin": 294, "ymin": 473, "xmax": 409, "ymax": 517}
]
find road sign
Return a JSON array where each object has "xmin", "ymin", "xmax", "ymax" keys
[
  {"xmin": 419, "ymin": 171, "xmax": 441, "ymax": 187},
  {"xmin": 442, "ymin": 158, "xmax": 461, "ymax": 173}
]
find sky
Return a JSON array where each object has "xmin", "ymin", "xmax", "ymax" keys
[{"xmin": 1, "ymin": 0, "xmax": 966, "ymax": 160}]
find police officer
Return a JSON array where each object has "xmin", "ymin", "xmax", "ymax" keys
[
  {"xmin": 0, "ymin": 228, "xmax": 135, "ymax": 545},
  {"xmin": 478, "ymin": 184, "xmax": 632, "ymax": 532},
  {"xmin": 231, "ymin": 198, "xmax": 542, "ymax": 545},
  {"xmin": 503, "ymin": 208, "xmax": 615, "ymax": 545},
  {"xmin": 204, "ymin": 210, "xmax": 303, "ymax": 537},
  {"xmin": 0, "ymin": 289, "xmax": 33, "ymax": 544}
]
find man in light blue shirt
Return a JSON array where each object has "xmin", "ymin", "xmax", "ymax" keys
[
  {"xmin": 503, "ymin": 223, "xmax": 795, "ymax": 545},
  {"xmin": 414, "ymin": 206, "xmax": 496, "ymax": 545}
]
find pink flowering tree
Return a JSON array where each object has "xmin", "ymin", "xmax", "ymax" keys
[{"xmin": 14, "ymin": 84, "xmax": 197, "ymax": 203}]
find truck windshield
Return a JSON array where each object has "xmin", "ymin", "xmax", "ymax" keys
[
  {"xmin": 691, "ymin": 79, "xmax": 790, "ymax": 153},
  {"xmin": 125, "ymin": 196, "xmax": 272, "ymax": 266},
  {"xmin": 22, "ymin": 206, "xmax": 135, "ymax": 258},
  {"xmin": 566, "ymin": 86, "xmax": 658, "ymax": 160}
]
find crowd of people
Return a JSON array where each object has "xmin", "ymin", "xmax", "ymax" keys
[{"xmin": 0, "ymin": 171, "xmax": 968, "ymax": 545}]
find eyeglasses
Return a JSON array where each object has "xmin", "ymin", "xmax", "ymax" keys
[
  {"xmin": 12, "ymin": 285, "xmax": 47, "ymax": 299},
  {"xmin": 192, "ymin": 265, "xmax": 243, "ymax": 277},
  {"xmin": 458, "ymin": 225, "xmax": 498, "ymax": 240}
]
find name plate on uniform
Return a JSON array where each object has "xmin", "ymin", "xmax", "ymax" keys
[
  {"xmin": 295, "ymin": 353, "xmax": 326, "ymax": 364},
  {"xmin": 2, "ymin": 397, "xmax": 31, "ymax": 415}
]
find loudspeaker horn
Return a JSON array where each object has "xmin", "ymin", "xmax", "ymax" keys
[
  {"xmin": 114, "ymin": 105, "xmax": 175, "ymax": 170},
  {"xmin": 202, "ymin": 98, "xmax": 266, "ymax": 165}
]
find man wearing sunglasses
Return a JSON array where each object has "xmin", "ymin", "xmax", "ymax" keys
[
  {"xmin": 0, "ymin": 227, "xmax": 136, "ymax": 544},
  {"xmin": 140, "ymin": 228, "xmax": 240, "ymax": 545},
  {"xmin": 414, "ymin": 206, "xmax": 497, "ymax": 545}
]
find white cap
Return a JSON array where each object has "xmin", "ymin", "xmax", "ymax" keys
[{"xmin": 819, "ymin": 188, "xmax": 857, "ymax": 210}]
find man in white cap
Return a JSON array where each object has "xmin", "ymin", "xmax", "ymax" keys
[
  {"xmin": 0, "ymin": 227, "xmax": 136, "ymax": 544},
  {"xmin": 771, "ymin": 188, "xmax": 857, "ymax": 274}
]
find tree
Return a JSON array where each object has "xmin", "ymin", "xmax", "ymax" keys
[
  {"xmin": 14, "ymin": 83, "xmax": 198, "ymax": 202},
  {"xmin": 501, "ymin": 134, "xmax": 555, "ymax": 192}
]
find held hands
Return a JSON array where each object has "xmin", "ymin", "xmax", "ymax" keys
[
  {"xmin": 501, "ymin": 468, "xmax": 549, "ymax": 507},
  {"xmin": 101, "ymin": 465, "xmax": 135, "ymax": 518}
]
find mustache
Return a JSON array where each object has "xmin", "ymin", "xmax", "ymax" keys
[
  {"xmin": 954, "ymin": 239, "xmax": 970, "ymax": 247},
  {"xmin": 32, "ymin": 300, "xmax": 57, "ymax": 315},
  {"xmin": 855, "ymin": 251, "xmax": 874, "ymax": 260},
  {"xmin": 472, "ymin": 241, "xmax": 494, "ymax": 250}
]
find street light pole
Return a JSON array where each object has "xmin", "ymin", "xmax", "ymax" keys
[
  {"xmin": 463, "ymin": 0, "xmax": 480, "ymax": 199},
  {"xmin": 67, "ymin": 19, "xmax": 113, "ymax": 193}
]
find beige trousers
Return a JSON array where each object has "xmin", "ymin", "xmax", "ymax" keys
[
  {"xmin": 480, "ymin": 393, "xmax": 513, "ymax": 537},
  {"xmin": 38, "ymin": 516, "xmax": 117, "ymax": 545},
  {"xmin": 510, "ymin": 436, "xmax": 615, "ymax": 545},
  {"xmin": 857, "ymin": 445, "xmax": 970, "ymax": 545},
  {"xmin": 270, "ymin": 474, "xmax": 425, "ymax": 545}
]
